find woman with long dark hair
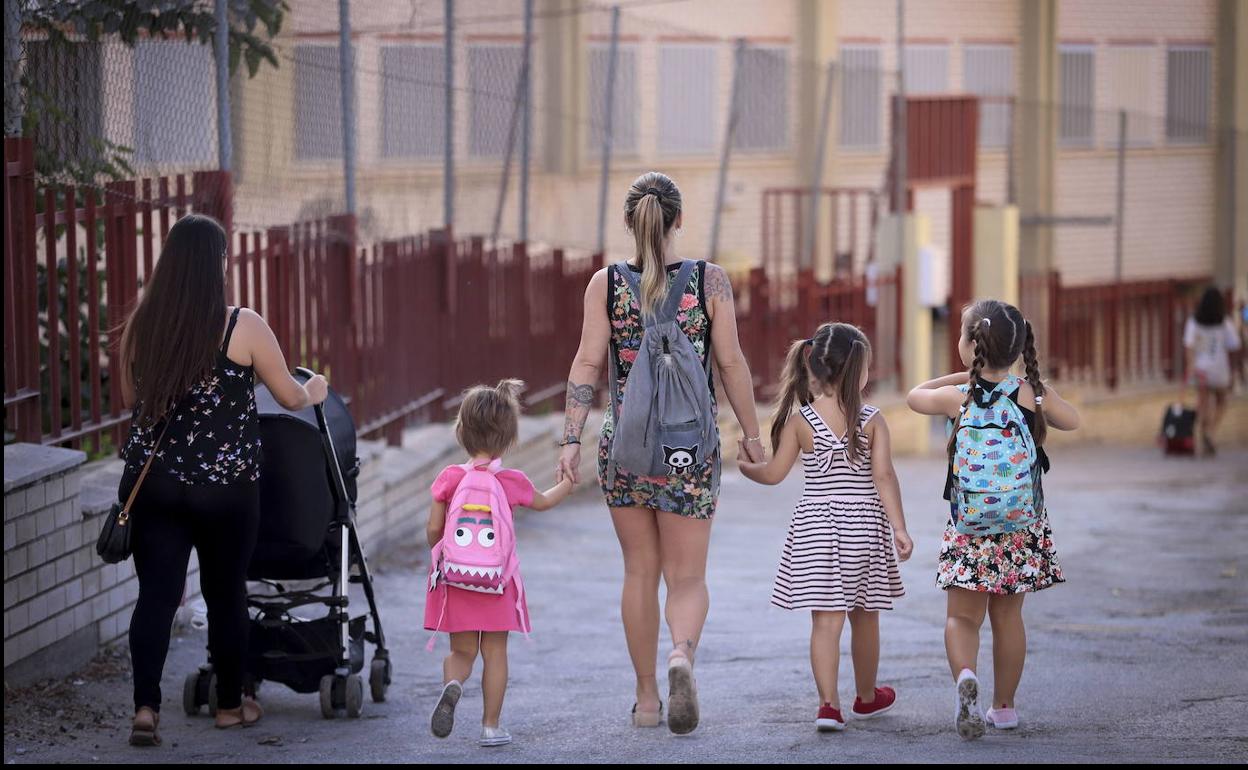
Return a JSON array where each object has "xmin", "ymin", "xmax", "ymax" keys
[{"xmin": 118, "ymin": 214, "xmax": 328, "ymax": 745}]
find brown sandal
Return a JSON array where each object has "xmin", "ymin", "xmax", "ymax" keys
[{"xmin": 129, "ymin": 706, "xmax": 161, "ymax": 746}]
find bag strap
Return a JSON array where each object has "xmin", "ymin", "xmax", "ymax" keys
[
  {"xmin": 656, "ymin": 260, "xmax": 696, "ymax": 324},
  {"xmin": 119, "ymin": 419, "xmax": 172, "ymax": 521},
  {"xmin": 220, "ymin": 305, "xmax": 242, "ymax": 354}
]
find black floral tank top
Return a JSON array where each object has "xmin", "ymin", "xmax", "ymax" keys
[{"xmin": 121, "ymin": 307, "xmax": 262, "ymax": 485}]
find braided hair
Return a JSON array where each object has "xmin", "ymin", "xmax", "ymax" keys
[
  {"xmin": 770, "ymin": 323, "xmax": 872, "ymax": 464},
  {"xmin": 946, "ymin": 300, "xmax": 1046, "ymax": 462}
]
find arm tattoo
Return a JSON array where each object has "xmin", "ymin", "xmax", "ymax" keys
[
  {"xmin": 562, "ymin": 380, "xmax": 594, "ymax": 443},
  {"xmin": 704, "ymin": 264, "xmax": 734, "ymax": 303}
]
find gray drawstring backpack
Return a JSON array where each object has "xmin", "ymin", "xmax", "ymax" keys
[{"xmin": 606, "ymin": 260, "xmax": 719, "ymax": 487}]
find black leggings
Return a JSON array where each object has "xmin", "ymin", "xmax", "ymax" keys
[{"xmin": 125, "ymin": 473, "xmax": 260, "ymax": 712}]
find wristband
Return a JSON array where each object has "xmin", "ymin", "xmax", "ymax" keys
[{"xmin": 559, "ymin": 438, "xmax": 581, "ymax": 447}]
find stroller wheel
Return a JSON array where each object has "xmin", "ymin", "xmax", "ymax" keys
[
  {"xmin": 345, "ymin": 675, "xmax": 365, "ymax": 718},
  {"xmin": 369, "ymin": 658, "xmax": 390, "ymax": 703},
  {"xmin": 319, "ymin": 675, "xmax": 338, "ymax": 720},
  {"xmin": 207, "ymin": 674, "xmax": 219, "ymax": 717},
  {"xmin": 183, "ymin": 672, "xmax": 202, "ymax": 716}
]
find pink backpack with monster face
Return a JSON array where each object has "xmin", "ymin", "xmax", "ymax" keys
[{"xmin": 426, "ymin": 460, "xmax": 528, "ymax": 648}]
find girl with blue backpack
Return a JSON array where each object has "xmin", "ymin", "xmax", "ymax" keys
[
  {"xmin": 907, "ymin": 299, "xmax": 1079, "ymax": 741},
  {"xmin": 424, "ymin": 380, "xmax": 574, "ymax": 747},
  {"xmin": 737, "ymin": 323, "xmax": 912, "ymax": 733}
]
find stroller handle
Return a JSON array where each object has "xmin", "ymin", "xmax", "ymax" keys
[{"xmin": 294, "ymin": 367, "xmax": 328, "ymax": 427}]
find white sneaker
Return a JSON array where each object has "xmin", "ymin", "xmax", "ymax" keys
[
  {"xmin": 954, "ymin": 669, "xmax": 987, "ymax": 741},
  {"xmin": 430, "ymin": 680, "xmax": 461, "ymax": 738},
  {"xmin": 479, "ymin": 725, "xmax": 512, "ymax": 747}
]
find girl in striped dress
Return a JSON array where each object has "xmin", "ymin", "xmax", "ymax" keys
[{"xmin": 738, "ymin": 323, "xmax": 912, "ymax": 732}]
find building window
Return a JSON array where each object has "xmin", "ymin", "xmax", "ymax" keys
[
  {"xmin": 26, "ymin": 40, "xmax": 104, "ymax": 171},
  {"xmin": 657, "ymin": 44, "xmax": 717, "ymax": 155},
  {"xmin": 736, "ymin": 46, "xmax": 789, "ymax": 152},
  {"xmin": 132, "ymin": 40, "xmax": 216, "ymax": 166},
  {"xmin": 903, "ymin": 43, "xmax": 949, "ymax": 95},
  {"xmin": 381, "ymin": 45, "xmax": 445, "ymax": 159},
  {"xmin": 1058, "ymin": 44, "xmax": 1095, "ymax": 147},
  {"xmin": 839, "ymin": 45, "xmax": 881, "ymax": 149},
  {"xmin": 294, "ymin": 44, "xmax": 343, "ymax": 160},
  {"xmin": 963, "ymin": 44, "xmax": 1014, "ymax": 148},
  {"xmin": 1105, "ymin": 45, "xmax": 1153, "ymax": 147},
  {"xmin": 468, "ymin": 44, "xmax": 524, "ymax": 158},
  {"xmin": 587, "ymin": 44, "xmax": 638, "ymax": 155},
  {"xmin": 1166, "ymin": 45, "xmax": 1211, "ymax": 144}
]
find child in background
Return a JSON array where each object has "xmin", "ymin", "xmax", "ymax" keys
[
  {"xmin": 737, "ymin": 323, "xmax": 911, "ymax": 732},
  {"xmin": 425, "ymin": 380, "xmax": 574, "ymax": 747},
  {"xmin": 1183, "ymin": 287, "xmax": 1241, "ymax": 455}
]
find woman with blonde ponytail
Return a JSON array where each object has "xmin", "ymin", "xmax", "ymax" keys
[
  {"xmin": 907, "ymin": 299, "xmax": 1080, "ymax": 741},
  {"xmin": 557, "ymin": 171, "xmax": 763, "ymax": 734},
  {"xmin": 739, "ymin": 323, "xmax": 911, "ymax": 733}
]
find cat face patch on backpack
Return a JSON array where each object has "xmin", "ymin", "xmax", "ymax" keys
[
  {"xmin": 663, "ymin": 444, "xmax": 698, "ymax": 475},
  {"xmin": 950, "ymin": 375, "xmax": 1040, "ymax": 536}
]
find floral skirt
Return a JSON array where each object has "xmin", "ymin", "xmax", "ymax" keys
[
  {"xmin": 936, "ymin": 504, "xmax": 1065, "ymax": 594},
  {"xmin": 597, "ymin": 426, "xmax": 719, "ymax": 519}
]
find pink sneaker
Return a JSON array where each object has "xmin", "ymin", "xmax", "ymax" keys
[
  {"xmin": 815, "ymin": 703, "xmax": 845, "ymax": 732},
  {"xmin": 985, "ymin": 706, "xmax": 1019, "ymax": 729},
  {"xmin": 851, "ymin": 686, "xmax": 897, "ymax": 719}
]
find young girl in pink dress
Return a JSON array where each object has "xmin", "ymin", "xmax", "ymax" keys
[{"xmin": 425, "ymin": 380, "xmax": 574, "ymax": 747}]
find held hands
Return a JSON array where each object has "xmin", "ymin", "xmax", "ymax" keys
[
  {"xmin": 556, "ymin": 442, "xmax": 581, "ymax": 485},
  {"xmin": 736, "ymin": 436, "xmax": 766, "ymax": 464},
  {"xmin": 893, "ymin": 529, "xmax": 914, "ymax": 562},
  {"xmin": 304, "ymin": 374, "xmax": 329, "ymax": 406}
]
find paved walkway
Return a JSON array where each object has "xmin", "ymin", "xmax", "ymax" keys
[{"xmin": 4, "ymin": 447, "xmax": 1247, "ymax": 763}]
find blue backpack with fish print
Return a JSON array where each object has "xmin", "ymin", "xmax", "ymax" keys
[{"xmin": 949, "ymin": 375, "xmax": 1040, "ymax": 535}]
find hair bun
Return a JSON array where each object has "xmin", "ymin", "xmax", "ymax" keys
[{"xmin": 495, "ymin": 378, "xmax": 526, "ymax": 399}]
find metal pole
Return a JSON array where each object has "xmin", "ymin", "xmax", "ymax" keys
[
  {"xmin": 894, "ymin": 0, "xmax": 906, "ymax": 231},
  {"xmin": 802, "ymin": 61, "xmax": 836, "ymax": 272},
  {"xmin": 709, "ymin": 38, "xmax": 746, "ymax": 264},
  {"xmin": 444, "ymin": 0, "xmax": 455, "ymax": 232},
  {"xmin": 1006, "ymin": 96, "xmax": 1016, "ymax": 205},
  {"xmin": 491, "ymin": 62, "xmax": 527, "ymax": 245},
  {"xmin": 595, "ymin": 6, "xmax": 621, "ymax": 257},
  {"xmin": 519, "ymin": 0, "xmax": 533, "ymax": 244},
  {"xmin": 4, "ymin": 0, "xmax": 25, "ymax": 137},
  {"xmin": 1113, "ymin": 108, "xmax": 1126, "ymax": 283},
  {"xmin": 337, "ymin": 0, "xmax": 357, "ymax": 215},
  {"xmin": 213, "ymin": 0, "xmax": 233, "ymax": 171}
]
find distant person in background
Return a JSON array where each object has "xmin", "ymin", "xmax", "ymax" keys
[{"xmin": 1183, "ymin": 287, "xmax": 1241, "ymax": 456}]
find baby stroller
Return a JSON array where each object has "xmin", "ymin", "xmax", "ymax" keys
[{"xmin": 183, "ymin": 368, "xmax": 391, "ymax": 719}]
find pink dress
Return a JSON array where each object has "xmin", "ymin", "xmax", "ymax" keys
[{"xmin": 423, "ymin": 464, "xmax": 535, "ymax": 633}]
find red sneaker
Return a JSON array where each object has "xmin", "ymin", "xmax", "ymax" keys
[
  {"xmin": 851, "ymin": 686, "xmax": 897, "ymax": 719},
  {"xmin": 815, "ymin": 703, "xmax": 845, "ymax": 732}
]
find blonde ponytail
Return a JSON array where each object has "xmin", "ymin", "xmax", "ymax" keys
[{"xmin": 624, "ymin": 172, "xmax": 682, "ymax": 318}]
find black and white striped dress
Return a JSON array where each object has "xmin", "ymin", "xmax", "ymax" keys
[{"xmin": 771, "ymin": 403, "xmax": 905, "ymax": 612}]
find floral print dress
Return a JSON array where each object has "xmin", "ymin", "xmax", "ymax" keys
[
  {"xmin": 936, "ymin": 380, "xmax": 1064, "ymax": 594},
  {"xmin": 598, "ymin": 261, "xmax": 719, "ymax": 519},
  {"xmin": 121, "ymin": 307, "xmax": 262, "ymax": 487}
]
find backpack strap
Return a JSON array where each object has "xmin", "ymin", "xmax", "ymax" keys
[
  {"xmin": 616, "ymin": 261, "xmax": 642, "ymax": 300},
  {"xmin": 656, "ymin": 260, "xmax": 696, "ymax": 325},
  {"xmin": 221, "ymin": 307, "xmax": 242, "ymax": 353}
]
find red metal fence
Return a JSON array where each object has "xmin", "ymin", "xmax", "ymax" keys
[
  {"xmin": 760, "ymin": 187, "xmax": 880, "ymax": 277},
  {"xmin": 734, "ymin": 266, "xmax": 903, "ymax": 399},
  {"xmin": 4, "ymin": 133, "xmax": 607, "ymax": 450},
  {"xmin": 1021, "ymin": 271, "xmax": 1208, "ymax": 389},
  {"xmin": 4, "ymin": 137, "xmax": 231, "ymax": 451}
]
